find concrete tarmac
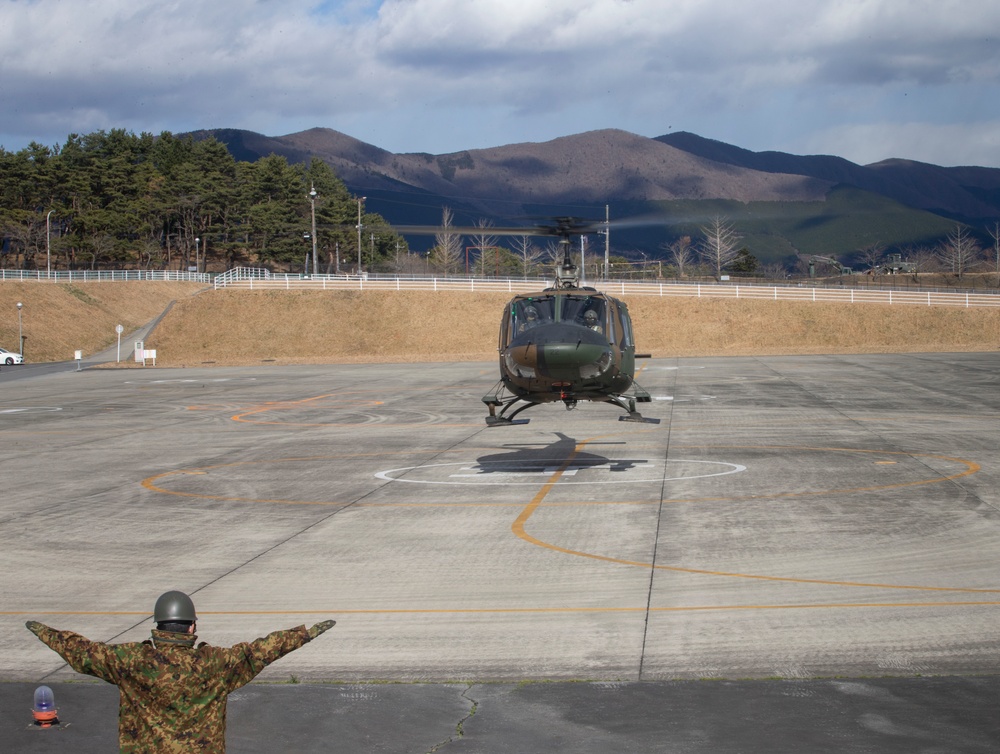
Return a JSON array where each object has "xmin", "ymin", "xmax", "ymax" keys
[{"xmin": 2, "ymin": 353, "xmax": 999, "ymax": 752}]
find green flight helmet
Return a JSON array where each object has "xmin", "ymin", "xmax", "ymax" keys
[{"xmin": 153, "ymin": 591, "xmax": 197, "ymax": 623}]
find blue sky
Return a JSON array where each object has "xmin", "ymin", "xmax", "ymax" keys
[{"xmin": 2, "ymin": 0, "xmax": 999, "ymax": 167}]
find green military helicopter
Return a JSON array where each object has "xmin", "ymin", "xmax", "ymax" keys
[
  {"xmin": 478, "ymin": 217, "xmax": 658, "ymax": 426},
  {"xmin": 394, "ymin": 216, "xmax": 658, "ymax": 426}
]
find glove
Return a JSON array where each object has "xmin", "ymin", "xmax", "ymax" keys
[
  {"xmin": 307, "ymin": 620, "xmax": 336, "ymax": 640},
  {"xmin": 25, "ymin": 621, "xmax": 45, "ymax": 636}
]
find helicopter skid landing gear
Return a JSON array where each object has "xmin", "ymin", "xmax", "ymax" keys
[
  {"xmin": 483, "ymin": 391, "xmax": 533, "ymax": 426},
  {"xmin": 612, "ymin": 395, "xmax": 661, "ymax": 424}
]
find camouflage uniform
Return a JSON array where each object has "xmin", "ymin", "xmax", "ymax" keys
[{"xmin": 31, "ymin": 623, "xmax": 311, "ymax": 753}]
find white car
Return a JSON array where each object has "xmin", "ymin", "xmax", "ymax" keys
[{"xmin": 0, "ymin": 347, "xmax": 24, "ymax": 365}]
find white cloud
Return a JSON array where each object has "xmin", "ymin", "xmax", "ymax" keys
[
  {"xmin": 0, "ymin": 0, "xmax": 999, "ymax": 166},
  {"xmin": 801, "ymin": 121, "xmax": 1000, "ymax": 167}
]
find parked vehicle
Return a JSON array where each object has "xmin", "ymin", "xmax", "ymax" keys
[{"xmin": 0, "ymin": 347, "xmax": 24, "ymax": 365}]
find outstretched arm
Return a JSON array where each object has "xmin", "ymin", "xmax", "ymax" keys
[
  {"xmin": 25, "ymin": 621, "xmax": 122, "ymax": 684},
  {"xmin": 307, "ymin": 620, "xmax": 336, "ymax": 639},
  {"xmin": 221, "ymin": 620, "xmax": 337, "ymax": 690}
]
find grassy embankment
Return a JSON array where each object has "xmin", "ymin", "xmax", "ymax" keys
[{"xmin": 0, "ymin": 282, "xmax": 998, "ymax": 366}]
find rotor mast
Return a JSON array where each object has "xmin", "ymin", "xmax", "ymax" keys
[{"xmin": 553, "ymin": 236, "xmax": 580, "ymax": 288}]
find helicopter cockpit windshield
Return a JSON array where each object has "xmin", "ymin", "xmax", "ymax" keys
[
  {"xmin": 562, "ymin": 296, "xmax": 607, "ymax": 333},
  {"xmin": 513, "ymin": 299, "xmax": 553, "ymax": 333},
  {"xmin": 511, "ymin": 295, "xmax": 609, "ymax": 337}
]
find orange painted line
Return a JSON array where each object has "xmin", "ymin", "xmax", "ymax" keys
[
  {"xmin": 224, "ymin": 385, "xmax": 481, "ymax": 427},
  {"xmin": 142, "ymin": 443, "xmax": 980, "ymax": 512},
  {"xmin": 511, "ymin": 439, "xmax": 996, "ymax": 594},
  {"xmin": 231, "ymin": 393, "xmax": 382, "ymax": 424},
  {"xmin": 139, "ymin": 437, "xmax": 992, "ymax": 596}
]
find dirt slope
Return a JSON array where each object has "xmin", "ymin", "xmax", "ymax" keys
[
  {"xmin": 151, "ymin": 289, "xmax": 1000, "ymax": 366},
  {"xmin": 0, "ymin": 282, "xmax": 207, "ymax": 362},
  {"xmin": 2, "ymin": 283, "xmax": 998, "ymax": 366}
]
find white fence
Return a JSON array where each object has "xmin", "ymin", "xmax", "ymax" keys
[
  {"xmin": 4, "ymin": 266, "xmax": 999, "ymax": 309},
  {"xmin": 0, "ymin": 269, "xmax": 211, "ymax": 283},
  {"xmin": 213, "ymin": 269, "xmax": 1000, "ymax": 309}
]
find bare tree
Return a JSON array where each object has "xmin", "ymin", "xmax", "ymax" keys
[
  {"xmin": 471, "ymin": 219, "xmax": 498, "ymax": 276},
  {"xmin": 857, "ymin": 242, "xmax": 885, "ymax": 275},
  {"xmin": 511, "ymin": 234, "xmax": 543, "ymax": 278},
  {"xmin": 697, "ymin": 216, "xmax": 741, "ymax": 279},
  {"xmin": 902, "ymin": 245, "xmax": 937, "ymax": 280},
  {"xmin": 987, "ymin": 222, "xmax": 1000, "ymax": 285},
  {"xmin": 429, "ymin": 206, "xmax": 463, "ymax": 275},
  {"xmin": 543, "ymin": 241, "xmax": 563, "ymax": 266},
  {"xmin": 760, "ymin": 263, "xmax": 788, "ymax": 281},
  {"xmin": 936, "ymin": 224, "xmax": 981, "ymax": 279},
  {"xmin": 663, "ymin": 235, "xmax": 694, "ymax": 278}
]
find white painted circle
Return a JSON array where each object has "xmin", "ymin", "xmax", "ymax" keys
[
  {"xmin": 0, "ymin": 407, "xmax": 63, "ymax": 414},
  {"xmin": 375, "ymin": 458, "xmax": 746, "ymax": 486}
]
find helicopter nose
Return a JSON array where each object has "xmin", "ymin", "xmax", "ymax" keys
[
  {"xmin": 510, "ymin": 324, "xmax": 612, "ymax": 380},
  {"xmin": 538, "ymin": 340, "xmax": 612, "ymax": 377}
]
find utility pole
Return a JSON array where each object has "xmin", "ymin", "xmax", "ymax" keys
[
  {"xmin": 356, "ymin": 197, "xmax": 366, "ymax": 274},
  {"xmin": 604, "ymin": 204, "xmax": 610, "ymax": 280},
  {"xmin": 46, "ymin": 209, "xmax": 54, "ymax": 277},
  {"xmin": 309, "ymin": 186, "xmax": 318, "ymax": 276}
]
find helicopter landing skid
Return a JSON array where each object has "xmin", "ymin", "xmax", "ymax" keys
[
  {"xmin": 619, "ymin": 411, "xmax": 658, "ymax": 424},
  {"xmin": 483, "ymin": 394, "xmax": 533, "ymax": 426},
  {"xmin": 608, "ymin": 394, "xmax": 661, "ymax": 425}
]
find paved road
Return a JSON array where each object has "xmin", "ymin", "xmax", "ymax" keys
[{"xmin": 2, "ymin": 353, "xmax": 999, "ymax": 751}]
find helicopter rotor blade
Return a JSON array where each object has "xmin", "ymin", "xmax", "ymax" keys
[{"xmin": 390, "ymin": 215, "xmax": 666, "ymax": 239}]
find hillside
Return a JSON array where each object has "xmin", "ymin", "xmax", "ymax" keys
[
  {"xmin": 3, "ymin": 283, "xmax": 998, "ymax": 367},
  {"xmin": 0, "ymin": 282, "xmax": 207, "ymax": 363},
  {"xmin": 656, "ymin": 131, "xmax": 1000, "ymax": 221},
  {"xmin": 191, "ymin": 126, "xmax": 998, "ymax": 261}
]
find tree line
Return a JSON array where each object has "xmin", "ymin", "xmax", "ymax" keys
[
  {"xmin": 0, "ymin": 129, "xmax": 407, "ymax": 274},
  {"xmin": 4, "ymin": 129, "xmax": 997, "ymax": 282},
  {"xmin": 661, "ymin": 216, "xmax": 1000, "ymax": 282}
]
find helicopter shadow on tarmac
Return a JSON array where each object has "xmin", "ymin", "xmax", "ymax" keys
[{"xmin": 473, "ymin": 432, "xmax": 647, "ymax": 476}]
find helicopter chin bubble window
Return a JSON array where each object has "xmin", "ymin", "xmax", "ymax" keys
[{"xmin": 579, "ymin": 350, "xmax": 613, "ymax": 379}]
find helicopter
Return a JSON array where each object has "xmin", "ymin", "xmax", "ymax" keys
[
  {"xmin": 478, "ymin": 217, "xmax": 658, "ymax": 426},
  {"xmin": 395, "ymin": 215, "xmax": 658, "ymax": 426}
]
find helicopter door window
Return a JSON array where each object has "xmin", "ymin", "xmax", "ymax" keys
[{"xmin": 616, "ymin": 302, "xmax": 633, "ymax": 347}]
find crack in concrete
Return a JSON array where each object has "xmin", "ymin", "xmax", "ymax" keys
[{"xmin": 426, "ymin": 684, "xmax": 479, "ymax": 753}]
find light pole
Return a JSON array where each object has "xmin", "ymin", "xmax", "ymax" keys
[
  {"xmin": 309, "ymin": 186, "xmax": 318, "ymax": 275},
  {"xmin": 46, "ymin": 210, "xmax": 55, "ymax": 277},
  {"xmin": 195, "ymin": 237, "xmax": 200, "ymax": 274},
  {"xmin": 16, "ymin": 301, "xmax": 23, "ymax": 357},
  {"xmin": 603, "ymin": 204, "xmax": 610, "ymax": 281},
  {"xmin": 356, "ymin": 197, "xmax": 366, "ymax": 274}
]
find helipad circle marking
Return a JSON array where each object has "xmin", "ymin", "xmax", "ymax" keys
[{"xmin": 374, "ymin": 459, "xmax": 746, "ymax": 486}]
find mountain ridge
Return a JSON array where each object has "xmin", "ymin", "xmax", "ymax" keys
[
  {"xmin": 188, "ymin": 126, "xmax": 1000, "ymax": 260},
  {"xmin": 191, "ymin": 125, "xmax": 1000, "ymax": 220},
  {"xmin": 654, "ymin": 131, "xmax": 1000, "ymax": 220}
]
